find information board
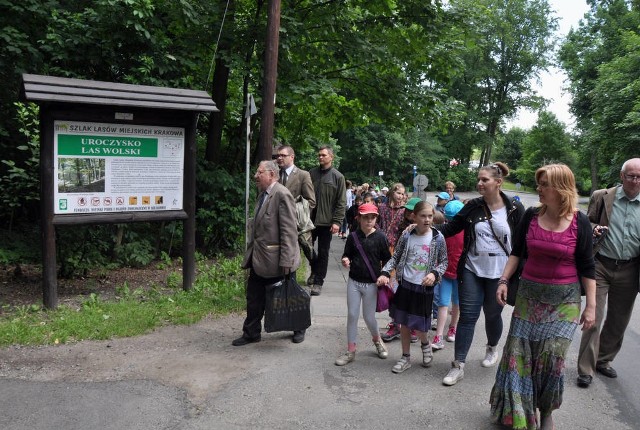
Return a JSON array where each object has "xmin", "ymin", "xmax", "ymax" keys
[{"xmin": 53, "ymin": 121, "xmax": 185, "ymax": 214}]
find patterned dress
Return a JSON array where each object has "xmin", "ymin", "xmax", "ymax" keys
[{"xmin": 490, "ymin": 215, "xmax": 582, "ymax": 430}]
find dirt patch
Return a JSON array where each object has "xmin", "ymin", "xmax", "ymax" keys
[
  {"xmin": 0, "ymin": 262, "xmax": 180, "ymax": 313},
  {"xmin": 0, "ymin": 261, "xmax": 248, "ymax": 407}
]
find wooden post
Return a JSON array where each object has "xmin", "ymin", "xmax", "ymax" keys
[
  {"xmin": 258, "ymin": 0, "xmax": 281, "ymax": 162},
  {"xmin": 182, "ymin": 113, "xmax": 198, "ymax": 291},
  {"xmin": 40, "ymin": 108, "xmax": 58, "ymax": 309}
]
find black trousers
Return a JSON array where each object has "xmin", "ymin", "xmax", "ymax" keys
[
  {"xmin": 242, "ymin": 270, "xmax": 283, "ymax": 339},
  {"xmin": 310, "ymin": 225, "xmax": 333, "ymax": 286}
]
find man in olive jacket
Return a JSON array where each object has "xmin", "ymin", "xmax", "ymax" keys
[
  {"xmin": 233, "ymin": 160, "xmax": 303, "ymax": 346},
  {"xmin": 308, "ymin": 146, "xmax": 346, "ymax": 296}
]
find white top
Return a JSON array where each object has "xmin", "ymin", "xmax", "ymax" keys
[
  {"xmin": 402, "ymin": 230, "xmax": 434, "ymax": 284},
  {"xmin": 465, "ymin": 207, "xmax": 510, "ymax": 279}
]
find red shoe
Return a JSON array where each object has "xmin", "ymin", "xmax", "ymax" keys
[{"xmin": 381, "ymin": 324, "xmax": 401, "ymax": 342}]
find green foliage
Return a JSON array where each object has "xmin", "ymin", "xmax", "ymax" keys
[
  {"xmin": 0, "ymin": 256, "xmax": 246, "ymax": 346},
  {"xmin": 445, "ymin": 0, "xmax": 557, "ymax": 165},
  {"xmin": 56, "ymin": 223, "xmax": 179, "ymax": 278},
  {"xmin": 559, "ymin": 1, "xmax": 640, "ymax": 188},
  {"xmin": 0, "ymin": 225, "xmax": 40, "ymax": 265},
  {"xmin": 515, "ymin": 111, "xmax": 578, "ymax": 188},
  {"xmin": 445, "ymin": 165, "xmax": 478, "ymax": 192},
  {"xmin": 0, "ymin": 103, "xmax": 41, "ymax": 230},
  {"xmin": 495, "ymin": 128, "xmax": 526, "ymax": 175},
  {"xmin": 196, "ymin": 161, "xmax": 246, "ymax": 253}
]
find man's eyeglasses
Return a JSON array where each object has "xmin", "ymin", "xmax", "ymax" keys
[
  {"xmin": 623, "ymin": 174, "xmax": 640, "ymax": 182},
  {"xmin": 272, "ymin": 153, "xmax": 290, "ymax": 159}
]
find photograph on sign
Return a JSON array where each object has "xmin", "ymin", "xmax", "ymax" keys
[{"xmin": 53, "ymin": 120, "xmax": 185, "ymax": 215}]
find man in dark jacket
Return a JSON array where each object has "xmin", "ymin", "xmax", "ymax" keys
[{"xmin": 308, "ymin": 146, "xmax": 346, "ymax": 295}]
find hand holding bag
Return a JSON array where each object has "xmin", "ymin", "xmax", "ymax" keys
[{"xmin": 264, "ymin": 275, "xmax": 311, "ymax": 333}]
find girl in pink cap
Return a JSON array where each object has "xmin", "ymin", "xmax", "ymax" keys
[{"xmin": 335, "ymin": 203, "xmax": 392, "ymax": 366}]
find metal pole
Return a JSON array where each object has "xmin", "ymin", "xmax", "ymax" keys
[{"xmin": 245, "ymin": 93, "xmax": 251, "ymax": 251}]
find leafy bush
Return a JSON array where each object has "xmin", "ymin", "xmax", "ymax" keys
[
  {"xmin": 196, "ymin": 161, "xmax": 246, "ymax": 254},
  {"xmin": 445, "ymin": 165, "xmax": 478, "ymax": 192},
  {"xmin": 0, "ymin": 103, "xmax": 41, "ymax": 231}
]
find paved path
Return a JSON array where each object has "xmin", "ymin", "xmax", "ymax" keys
[{"xmin": 0, "ymin": 219, "xmax": 637, "ymax": 429}]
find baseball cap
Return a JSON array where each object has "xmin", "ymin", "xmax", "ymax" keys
[
  {"xmin": 444, "ymin": 200, "xmax": 464, "ymax": 221},
  {"xmin": 381, "ymin": 186, "xmax": 389, "ymax": 192},
  {"xmin": 437, "ymin": 192, "xmax": 450, "ymax": 200},
  {"xmin": 358, "ymin": 203, "xmax": 379, "ymax": 216},
  {"xmin": 404, "ymin": 197, "xmax": 421, "ymax": 211}
]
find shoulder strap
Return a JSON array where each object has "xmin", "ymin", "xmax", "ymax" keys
[
  {"xmin": 483, "ymin": 204, "xmax": 510, "ymax": 255},
  {"xmin": 351, "ymin": 232, "xmax": 378, "ymax": 283}
]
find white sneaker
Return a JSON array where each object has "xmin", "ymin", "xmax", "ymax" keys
[
  {"xmin": 421, "ymin": 342, "xmax": 433, "ymax": 367},
  {"xmin": 392, "ymin": 356, "xmax": 411, "ymax": 373},
  {"xmin": 335, "ymin": 351, "xmax": 355, "ymax": 366},
  {"xmin": 443, "ymin": 361, "xmax": 464, "ymax": 386},
  {"xmin": 481, "ymin": 345, "xmax": 499, "ymax": 367},
  {"xmin": 374, "ymin": 340, "xmax": 388, "ymax": 359}
]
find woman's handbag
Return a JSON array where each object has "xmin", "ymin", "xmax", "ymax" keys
[
  {"xmin": 351, "ymin": 232, "xmax": 393, "ymax": 312},
  {"xmin": 264, "ymin": 275, "xmax": 311, "ymax": 333}
]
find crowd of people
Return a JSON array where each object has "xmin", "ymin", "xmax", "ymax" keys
[{"xmin": 232, "ymin": 145, "xmax": 640, "ymax": 430}]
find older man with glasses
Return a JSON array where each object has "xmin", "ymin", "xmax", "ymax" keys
[
  {"xmin": 233, "ymin": 160, "xmax": 303, "ymax": 346},
  {"xmin": 577, "ymin": 158, "xmax": 640, "ymax": 388}
]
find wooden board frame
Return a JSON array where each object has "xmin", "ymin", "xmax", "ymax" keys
[{"xmin": 21, "ymin": 74, "xmax": 218, "ymax": 308}]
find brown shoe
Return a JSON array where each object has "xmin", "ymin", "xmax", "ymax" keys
[{"xmin": 310, "ymin": 284, "xmax": 322, "ymax": 296}]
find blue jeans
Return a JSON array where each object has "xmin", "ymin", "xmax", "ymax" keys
[{"xmin": 454, "ymin": 268, "xmax": 504, "ymax": 363}]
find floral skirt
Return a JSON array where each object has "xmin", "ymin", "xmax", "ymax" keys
[
  {"xmin": 390, "ymin": 279, "xmax": 434, "ymax": 332},
  {"xmin": 489, "ymin": 279, "xmax": 581, "ymax": 430}
]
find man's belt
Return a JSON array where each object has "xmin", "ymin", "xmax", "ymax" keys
[{"xmin": 596, "ymin": 253, "xmax": 640, "ymax": 266}]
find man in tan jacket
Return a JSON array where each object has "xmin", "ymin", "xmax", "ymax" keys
[{"xmin": 233, "ymin": 160, "xmax": 302, "ymax": 346}]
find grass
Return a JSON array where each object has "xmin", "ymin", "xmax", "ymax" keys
[{"xmin": 0, "ymin": 256, "xmax": 248, "ymax": 347}]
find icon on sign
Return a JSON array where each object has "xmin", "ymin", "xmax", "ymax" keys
[
  {"xmin": 155, "ymin": 196, "xmax": 163, "ymax": 204},
  {"xmin": 142, "ymin": 196, "xmax": 150, "ymax": 205},
  {"xmin": 116, "ymin": 197, "xmax": 125, "ymax": 205},
  {"xmin": 91, "ymin": 197, "xmax": 100, "ymax": 206},
  {"xmin": 78, "ymin": 197, "xmax": 87, "ymax": 206},
  {"xmin": 104, "ymin": 197, "xmax": 112, "ymax": 206},
  {"xmin": 129, "ymin": 196, "xmax": 138, "ymax": 205},
  {"xmin": 59, "ymin": 199, "xmax": 68, "ymax": 210}
]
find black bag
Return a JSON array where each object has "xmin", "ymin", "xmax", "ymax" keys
[{"xmin": 264, "ymin": 275, "xmax": 311, "ymax": 333}]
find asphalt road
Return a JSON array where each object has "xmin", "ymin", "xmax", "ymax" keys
[{"xmin": 1, "ymin": 191, "xmax": 637, "ymax": 429}]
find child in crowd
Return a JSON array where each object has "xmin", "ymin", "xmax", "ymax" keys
[
  {"xmin": 378, "ymin": 201, "xmax": 448, "ymax": 373},
  {"xmin": 345, "ymin": 195, "xmax": 363, "ymax": 236},
  {"xmin": 432, "ymin": 200, "xmax": 464, "ymax": 350},
  {"xmin": 335, "ymin": 203, "xmax": 392, "ymax": 366},
  {"xmin": 430, "ymin": 210, "xmax": 446, "ymax": 330},
  {"xmin": 435, "ymin": 192, "xmax": 450, "ymax": 214},
  {"xmin": 363, "ymin": 192, "xmax": 376, "ymax": 205},
  {"xmin": 381, "ymin": 197, "xmax": 421, "ymax": 343}
]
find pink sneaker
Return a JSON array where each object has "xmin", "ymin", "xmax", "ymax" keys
[
  {"xmin": 446, "ymin": 326, "xmax": 456, "ymax": 342},
  {"xmin": 432, "ymin": 335, "xmax": 444, "ymax": 350},
  {"xmin": 381, "ymin": 324, "xmax": 401, "ymax": 342}
]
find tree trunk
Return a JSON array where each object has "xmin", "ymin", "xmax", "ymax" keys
[{"xmin": 205, "ymin": 58, "xmax": 230, "ymax": 163}]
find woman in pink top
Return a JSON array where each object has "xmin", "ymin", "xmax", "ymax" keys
[{"xmin": 491, "ymin": 164, "xmax": 596, "ymax": 430}]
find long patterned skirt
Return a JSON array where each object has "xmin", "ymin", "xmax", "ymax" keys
[{"xmin": 489, "ymin": 279, "xmax": 581, "ymax": 430}]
